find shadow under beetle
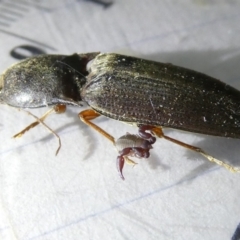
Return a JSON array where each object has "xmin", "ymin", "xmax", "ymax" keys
[{"xmin": 1, "ymin": 52, "xmax": 240, "ymax": 179}]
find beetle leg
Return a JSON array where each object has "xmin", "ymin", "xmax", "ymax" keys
[
  {"xmin": 13, "ymin": 105, "xmax": 66, "ymax": 155},
  {"xmin": 150, "ymin": 126, "xmax": 240, "ymax": 173},
  {"xmin": 79, "ymin": 109, "xmax": 115, "ymax": 144},
  {"xmin": 13, "ymin": 109, "xmax": 53, "ymax": 138},
  {"xmin": 13, "ymin": 104, "xmax": 66, "ymax": 139},
  {"xmin": 13, "ymin": 104, "xmax": 66, "ymax": 155}
]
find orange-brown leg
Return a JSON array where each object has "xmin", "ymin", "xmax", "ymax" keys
[
  {"xmin": 13, "ymin": 104, "xmax": 66, "ymax": 138},
  {"xmin": 79, "ymin": 109, "xmax": 115, "ymax": 144},
  {"xmin": 13, "ymin": 104, "xmax": 66, "ymax": 155},
  {"xmin": 150, "ymin": 126, "xmax": 240, "ymax": 173}
]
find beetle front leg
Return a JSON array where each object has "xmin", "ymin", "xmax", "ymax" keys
[
  {"xmin": 13, "ymin": 104, "xmax": 66, "ymax": 138},
  {"xmin": 13, "ymin": 104, "xmax": 66, "ymax": 155}
]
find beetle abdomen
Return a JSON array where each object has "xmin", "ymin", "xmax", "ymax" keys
[{"xmin": 81, "ymin": 53, "xmax": 240, "ymax": 138}]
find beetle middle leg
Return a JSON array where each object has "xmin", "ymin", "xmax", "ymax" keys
[
  {"xmin": 79, "ymin": 109, "xmax": 115, "ymax": 143},
  {"xmin": 13, "ymin": 104, "xmax": 66, "ymax": 155},
  {"xmin": 145, "ymin": 126, "xmax": 240, "ymax": 173}
]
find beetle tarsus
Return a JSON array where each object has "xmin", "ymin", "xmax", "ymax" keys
[{"xmin": 201, "ymin": 152, "xmax": 240, "ymax": 173}]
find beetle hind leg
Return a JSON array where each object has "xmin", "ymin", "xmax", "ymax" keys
[
  {"xmin": 200, "ymin": 152, "xmax": 240, "ymax": 173},
  {"xmin": 149, "ymin": 126, "xmax": 240, "ymax": 173}
]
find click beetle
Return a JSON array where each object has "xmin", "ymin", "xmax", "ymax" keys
[{"xmin": 1, "ymin": 52, "xmax": 240, "ymax": 179}]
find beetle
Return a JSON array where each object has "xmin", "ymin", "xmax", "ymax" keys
[{"xmin": 0, "ymin": 52, "xmax": 240, "ymax": 179}]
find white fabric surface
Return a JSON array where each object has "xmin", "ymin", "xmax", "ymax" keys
[{"xmin": 0, "ymin": 1, "xmax": 240, "ymax": 239}]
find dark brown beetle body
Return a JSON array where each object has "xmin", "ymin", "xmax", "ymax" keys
[
  {"xmin": 82, "ymin": 53, "xmax": 240, "ymax": 139},
  {"xmin": 1, "ymin": 52, "xmax": 240, "ymax": 178}
]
